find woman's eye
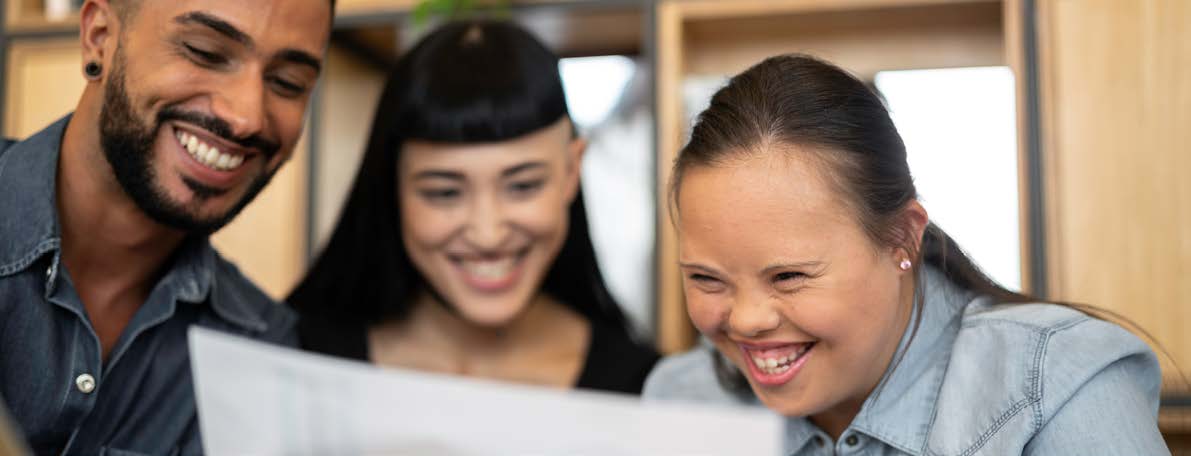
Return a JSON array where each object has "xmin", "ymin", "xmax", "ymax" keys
[
  {"xmin": 507, "ymin": 180, "xmax": 544, "ymax": 196},
  {"xmin": 772, "ymin": 272, "xmax": 809, "ymax": 291},
  {"xmin": 773, "ymin": 272, "xmax": 806, "ymax": 282},
  {"xmin": 418, "ymin": 188, "xmax": 461, "ymax": 202},
  {"xmin": 688, "ymin": 273, "xmax": 726, "ymax": 289},
  {"xmin": 184, "ymin": 43, "xmax": 227, "ymax": 66}
]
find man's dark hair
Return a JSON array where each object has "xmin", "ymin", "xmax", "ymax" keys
[{"xmin": 110, "ymin": 0, "xmax": 336, "ymax": 22}]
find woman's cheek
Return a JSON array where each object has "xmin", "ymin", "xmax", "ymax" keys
[
  {"xmin": 686, "ymin": 294, "xmax": 729, "ymax": 335},
  {"xmin": 401, "ymin": 199, "xmax": 455, "ymax": 245},
  {"xmin": 507, "ymin": 193, "xmax": 568, "ymax": 237}
]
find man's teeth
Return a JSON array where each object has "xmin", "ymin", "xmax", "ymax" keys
[
  {"xmin": 176, "ymin": 130, "xmax": 245, "ymax": 171},
  {"xmin": 461, "ymin": 257, "xmax": 516, "ymax": 280},
  {"xmin": 750, "ymin": 344, "xmax": 812, "ymax": 375}
]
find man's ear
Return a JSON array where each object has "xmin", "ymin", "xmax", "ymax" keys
[
  {"xmin": 563, "ymin": 136, "xmax": 587, "ymax": 205},
  {"xmin": 79, "ymin": 0, "xmax": 119, "ymax": 81}
]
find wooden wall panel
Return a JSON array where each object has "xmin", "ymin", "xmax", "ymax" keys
[
  {"xmin": 684, "ymin": 2, "xmax": 1004, "ymax": 81},
  {"xmin": 654, "ymin": 1, "xmax": 693, "ymax": 354},
  {"xmin": 1038, "ymin": 0, "xmax": 1191, "ymax": 390},
  {"xmin": 209, "ymin": 134, "xmax": 309, "ymax": 300},
  {"xmin": 4, "ymin": 39, "xmax": 83, "ymax": 138},
  {"xmin": 311, "ymin": 47, "xmax": 386, "ymax": 253}
]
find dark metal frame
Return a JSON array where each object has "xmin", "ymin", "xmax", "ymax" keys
[
  {"xmin": 1022, "ymin": 0, "xmax": 1049, "ymax": 298},
  {"xmin": 642, "ymin": 0, "xmax": 660, "ymax": 335}
]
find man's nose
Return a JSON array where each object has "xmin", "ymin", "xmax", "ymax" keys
[{"xmin": 211, "ymin": 74, "xmax": 266, "ymax": 142}]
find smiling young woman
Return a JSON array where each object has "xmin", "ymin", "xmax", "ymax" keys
[
  {"xmin": 642, "ymin": 54, "xmax": 1170, "ymax": 455},
  {"xmin": 287, "ymin": 20, "xmax": 658, "ymax": 394}
]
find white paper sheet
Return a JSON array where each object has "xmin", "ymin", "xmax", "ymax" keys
[{"xmin": 189, "ymin": 327, "xmax": 781, "ymax": 455}]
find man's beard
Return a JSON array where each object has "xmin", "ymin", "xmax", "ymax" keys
[{"xmin": 98, "ymin": 46, "xmax": 282, "ymax": 235}]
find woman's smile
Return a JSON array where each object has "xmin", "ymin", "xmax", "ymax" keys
[
  {"xmin": 448, "ymin": 248, "xmax": 530, "ymax": 293},
  {"xmin": 738, "ymin": 341, "xmax": 817, "ymax": 387}
]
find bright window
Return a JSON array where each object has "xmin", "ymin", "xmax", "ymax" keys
[{"xmin": 875, "ymin": 66, "xmax": 1022, "ymax": 291}]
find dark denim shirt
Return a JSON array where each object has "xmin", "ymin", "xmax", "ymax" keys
[{"xmin": 0, "ymin": 116, "xmax": 298, "ymax": 455}]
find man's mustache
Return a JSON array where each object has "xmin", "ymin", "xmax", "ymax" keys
[{"xmin": 158, "ymin": 107, "xmax": 281, "ymax": 160}]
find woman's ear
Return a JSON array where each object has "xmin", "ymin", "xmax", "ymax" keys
[
  {"xmin": 896, "ymin": 199, "xmax": 930, "ymax": 260},
  {"xmin": 79, "ymin": 0, "xmax": 118, "ymax": 81},
  {"xmin": 563, "ymin": 136, "xmax": 587, "ymax": 205}
]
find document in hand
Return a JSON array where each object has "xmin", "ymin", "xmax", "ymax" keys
[{"xmin": 189, "ymin": 327, "xmax": 781, "ymax": 455}]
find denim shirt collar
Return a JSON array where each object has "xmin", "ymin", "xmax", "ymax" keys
[
  {"xmin": 0, "ymin": 114, "xmax": 267, "ymax": 332},
  {"xmin": 783, "ymin": 266, "xmax": 980, "ymax": 454},
  {"xmin": 0, "ymin": 117, "xmax": 66, "ymax": 277}
]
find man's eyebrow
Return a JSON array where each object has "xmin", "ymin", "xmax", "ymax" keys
[
  {"xmin": 174, "ymin": 12, "xmax": 322, "ymax": 73},
  {"xmin": 277, "ymin": 49, "xmax": 323, "ymax": 73},
  {"xmin": 174, "ymin": 12, "xmax": 253, "ymax": 48}
]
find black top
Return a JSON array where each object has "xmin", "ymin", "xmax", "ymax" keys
[{"xmin": 297, "ymin": 315, "xmax": 660, "ymax": 394}]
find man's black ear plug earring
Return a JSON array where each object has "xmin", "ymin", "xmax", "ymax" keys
[{"xmin": 84, "ymin": 61, "xmax": 103, "ymax": 80}]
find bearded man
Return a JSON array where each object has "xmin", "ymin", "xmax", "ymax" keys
[{"xmin": 0, "ymin": 0, "xmax": 333, "ymax": 453}]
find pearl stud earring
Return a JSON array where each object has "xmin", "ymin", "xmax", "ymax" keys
[{"xmin": 899, "ymin": 259, "xmax": 912, "ymax": 271}]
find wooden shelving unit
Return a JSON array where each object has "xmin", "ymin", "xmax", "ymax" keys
[
  {"xmin": 4, "ymin": 0, "xmax": 78, "ymax": 34},
  {"xmin": 2, "ymin": 0, "xmax": 1188, "ymax": 449}
]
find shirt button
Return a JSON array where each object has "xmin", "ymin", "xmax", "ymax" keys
[
  {"xmin": 845, "ymin": 435, "xmax": 859, "ymax": 446},
  {"xmin": 75, "ymin": 374, "xmax": 96, "ymax": 394},
  {"xmin": 45, "ymin": 264, "xmax": 55, "ymax": 281}
]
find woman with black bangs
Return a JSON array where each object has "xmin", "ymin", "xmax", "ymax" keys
[{"xmin": 288, "ymin": 20, "xmax": 659, "ymax": 394}]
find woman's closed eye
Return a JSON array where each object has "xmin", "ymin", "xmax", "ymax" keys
[
  {"xmin": 417, "ymin": 187, "xmax": 462, "ymax": 203},
  {"xmin": 772, "ymin": 271, "xmax": 809, "ymax": 291},
  {"xmin": 687, "ymin": 273, "xmax": 727, "ymax": 292},
  {"xmin": 506, "ymin": 179, "xmax": 545, "ymax": 198}
]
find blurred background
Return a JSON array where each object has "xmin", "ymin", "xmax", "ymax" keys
[{"xmin": 2, "ymin": 0, "xmax": 1187, "ymax": 447}]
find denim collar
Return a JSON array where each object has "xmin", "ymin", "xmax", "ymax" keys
[
  {"xmin": 783, "ymin": 266, "xmax": 979, "ymax": 454},
  {"xmin": 0, "ymin": 114, "xmax": 266, "ymax": 332},
  {"xmin": 0, "ymin": 116, "xmax": 66, "ymax": 277}
]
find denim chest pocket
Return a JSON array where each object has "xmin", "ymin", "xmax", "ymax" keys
[{"xmin": 926, "ymin": 322, "xmax": 1043, "ymax": 455}]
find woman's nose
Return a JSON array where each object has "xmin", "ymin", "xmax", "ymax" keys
[
  {"xmin": 726, "ymin": 292, "xmax": 782, "ymax": 338},
  {"xmin": 464, "ymin": 193, "xmax": 511, "ymax": 249}
]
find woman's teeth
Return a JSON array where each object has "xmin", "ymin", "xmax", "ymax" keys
[
  {"xmin": 461, "ymin": 257, "xmax": 516, "ymax": 279},
  {"xmin": 750, "ymin": 344, "xmax": 812, "ymax": 375},
  {"xmin": 177, "ymin": 131, "xmax": 245, "ymax": 172}
]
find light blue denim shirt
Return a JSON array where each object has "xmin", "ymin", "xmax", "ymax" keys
[
  {"xmin": 0, "ymin": 116, "xmax": 298, "ymax": 455},
  {"xmin": 644, "ymin": 267, "xmax": 1170, "ymax": 455}
]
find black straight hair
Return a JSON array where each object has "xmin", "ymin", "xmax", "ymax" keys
[{"xmin": 288, "ymin": 20, "xmax": 633, "ymax": 339}]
